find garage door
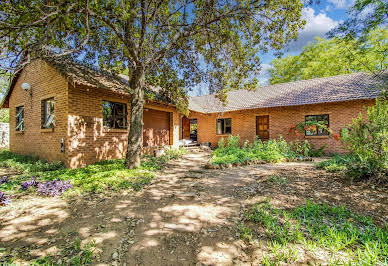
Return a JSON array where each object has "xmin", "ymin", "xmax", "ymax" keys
[{"xmin": 143, "ymin": 109, "xmax": 170, "ymax": 147}]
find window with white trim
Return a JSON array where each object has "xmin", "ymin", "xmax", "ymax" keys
[
  {"xmin": 41, "ymin": 98, "xmax": 55, "ymax": 129},
  {"xmin": 15, "ymin": 106, "xmax": 24, "ymax": 131}
]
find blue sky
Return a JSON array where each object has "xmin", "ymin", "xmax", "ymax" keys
[
  {"xmin": 190, "ymin": 0, "xmax": 354, "ymax": 96},
  {"xmin": 255, "ymin": 0, "xmax": 353, "ymax": 85}
]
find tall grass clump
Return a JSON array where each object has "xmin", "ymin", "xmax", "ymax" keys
[{"xmin": 211, "ymin": 135, "xmax": 319, "ymax": 165}]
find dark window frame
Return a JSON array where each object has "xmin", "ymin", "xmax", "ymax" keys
[
  {"xmin": 304, "ymin": 114, "xmax": 329, "ymax": 136},
  {"xmin": 15, "ymin": 105, "xmax": 24, "ymax": 131},
  {"xmin": 102, "ymin": 100, "xmax": 128, "ymax": 129},
  {"xmin": 41, "ymin": 98, "xmax": 55, "ymax": 129},
  {"xmin": 216, "ymin": 118, "xmax": 232, "ymax": 135}
]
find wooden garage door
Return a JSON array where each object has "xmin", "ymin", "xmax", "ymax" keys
[{"xmin": 143, "ymin": 109, "xmax": 170, "ymax": 147}]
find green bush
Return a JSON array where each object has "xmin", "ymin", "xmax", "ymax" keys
[
  {"xmin": 211, "ymin": 135, "xmax": 317, "ymax": 165},
  {"xmin": 340, "ymin": 97, "xmax": 388, "ymax": 181},
  {"xmin": 316, "ymin": 154, "xmax": 350, "ymax": 172}
]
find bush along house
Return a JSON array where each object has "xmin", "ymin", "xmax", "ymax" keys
[{"xmin": 1, "ymin": 55, "xmax": 385, "ymax": 168}]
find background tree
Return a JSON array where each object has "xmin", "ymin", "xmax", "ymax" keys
[
  {"xmin": 269, "ymin": 27, "xmax": 387, "ymax": 84},
  {"xmin": 328, "ymin": 0, "xmax": 387, "ymax": 39},
  {"xmin": 0, "ymin": 74, "xmax": 9, "ymax": 123},
  {"xmin": 0, "ymin": 0, "xmax": 306, "ymax": 168}
]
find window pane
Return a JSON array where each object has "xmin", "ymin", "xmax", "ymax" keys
[
  {"xmin": 42, "ymin": 98, "xmax": 54, "ymax": 129},
  {"xmin": 15, "ymin": 106, "xmax": 24, "ymax": 131},
  {"xmin": 102, "ymin": 101, "xmax": 127, "ymax": 129},
  {"xmin": 305, "ymin": 114, "xmax": 329, "ymax": 136},
  {"xmin": 216, "ymin": 119, "xmax": 223, "ymax": 134}
]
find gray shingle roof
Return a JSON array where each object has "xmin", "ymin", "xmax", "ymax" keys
[{"xmin": 189, "ymin": 72, "xmax": 386, "ymax": 113}]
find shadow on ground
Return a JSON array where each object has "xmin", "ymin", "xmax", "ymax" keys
[{"xmin": 1, "ymin": 150, "xmax": 387, "ymax": 265}]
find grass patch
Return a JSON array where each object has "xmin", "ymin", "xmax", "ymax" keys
[
  {"xmin": 0, "ymin": 150, "xmax": 64, "ymax": 173},
  {"xmin": 0, "ymin": 148, "xmax": 187, "ymax": 195},
  {"xmin": 316, "ymin": 154, "xmax": 351, "ymax": 173},
  {"xmin": 243, "ymin": 199, "xmax": 388, "ymax": 265},
  {"xmin": 1, "ymin": 238, "xmax": 96, "ymax": 265},
  {"xmin": 266, "ymin": 175, "xmax": 288, "ymax": 185}
]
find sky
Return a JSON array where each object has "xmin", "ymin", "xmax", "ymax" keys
[{"xmin": 190, "ymin": 0, "xmax": 354, "ymax": 96}]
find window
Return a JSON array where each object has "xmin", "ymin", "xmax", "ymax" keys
[
  {"xmin": 216, "ymin": 118, "xmax": 232, "ymax": 135},
  {"xmin": 305, "ymin": 114, "xmax": 329, "ymax": 136},
  {"xmin": 41, "ymin": 98, "xmax": 55, "ymax": 129},
  {"xmin": 102, "ymin": 100, "xmax": 127, "ymax": 129},
  {"xmin": 15, "ymin": 106, "xmax": 24, "ymax": 131}
]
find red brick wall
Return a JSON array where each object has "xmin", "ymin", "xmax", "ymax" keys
[
  {"xmin": 188, "ymin": 99, "xmax": 375, "ymax": 154},
  {"xmin": 67, "ymin": 84, "xmax": 181, "ymax": 168},
  {"xmin": 8, "ymin": 59, "xmax": 68, "ymax": 162},
  {"xmin": 8, "ymin": 59, "xmax": 181, "ymax": 168}
]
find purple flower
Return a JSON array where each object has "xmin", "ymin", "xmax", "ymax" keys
[
  {"xmin": 21, "ymin": 177, "xmax": 38, "ymax": 191},
  {"xmin": 0, "ymin": 191, "xmax": 11, "ymax": 206},
  {"xmin": 36, "ymin": 179, "xmax": 73, "ymax": 196},
  {"xmin": 0, "ymin": 176, "xmax": 8, "ymax": 184}
]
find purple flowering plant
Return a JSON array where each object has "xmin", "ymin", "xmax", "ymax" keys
[
  {"xmin": 0, "ymin": 191, "xmax": 10, "ymax": 206},
  {"xmin": 37, "ymin": 179, "xmax": 73, "ymax": 196}
]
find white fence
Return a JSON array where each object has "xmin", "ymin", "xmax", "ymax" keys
[{"xmin": 0, "ymin": 123, "xmax": 9, "ymax": 148}]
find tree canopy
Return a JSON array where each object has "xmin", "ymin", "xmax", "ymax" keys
[
  {"xmin": 269, "ymin": 27, "xmax": 387, "ymax": 84},
  {"xmin": 0, "ymin": 0, "xmax": 307, "ymax": 167},
  {"xmin": 328, "ymin": 0, "xmax": 387, "ymax": 39}
]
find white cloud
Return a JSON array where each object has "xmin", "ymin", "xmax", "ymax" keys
[
  {"xmin": 258, "ymin": 64, "xmax": 273, "ymax": 85},
  {"xmin": 286, "ymin": 7, "xmax": 340, "ymax": 53},
  {"xmin": 327, "ymin": 0, "xmax": 347, "ymax": 9}
]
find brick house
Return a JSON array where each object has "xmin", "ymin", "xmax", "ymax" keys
[
  {"xmin": 183, "ymin": 72, "xmax": 384, "ymax": 154},
  {"xmin": 1, "ymin": 56, "xmax": 384, "ymax": 167},
  {"xmin": 1, "ymin": 58, "xmax": 180, "ymax": 168}
]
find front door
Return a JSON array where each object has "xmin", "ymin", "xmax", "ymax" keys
[
  {"xmin": 256, "ymin": 115, "xmax": 269, "ymax": 141},
  {"xmin": 182, "ymin": 117, "xmax": 190, "ymax": 139}
]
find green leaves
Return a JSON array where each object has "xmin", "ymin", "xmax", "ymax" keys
[{"xmin": 269, "ymin": 28, "xmax": 388, "ymax": 84}]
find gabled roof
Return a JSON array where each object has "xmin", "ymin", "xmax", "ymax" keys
[
  {"xmin": 1, "ymin": 56, "xmax": 177, "ymax": 108},
  {"xmin": 189, "ymin": 72, "xmax": 386, "ymax": 113},
  {"xmin": 1, "ymin": 56, "xmax": 131, "ymax": 108}
]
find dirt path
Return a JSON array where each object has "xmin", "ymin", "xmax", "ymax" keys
[{"xmin": 1, "ymin": 149, "xmax": 387, "ymax": 265}]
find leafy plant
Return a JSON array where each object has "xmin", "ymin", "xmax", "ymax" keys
[
  {"xmin": 340, "ymin": 97, "xmax": 388, "ymax": 181},
  {"xmin": 211, "ymin": 135, "xmax": 314, "ymax": 165}
]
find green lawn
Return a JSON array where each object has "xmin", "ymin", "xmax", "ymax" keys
[
  {"xmin": 0, "ymin": 148, "xmax": 187, "ymax": 195},
  {"xmin": 240, "ymin": 199, "xmax": 388, "ymax": 265}
]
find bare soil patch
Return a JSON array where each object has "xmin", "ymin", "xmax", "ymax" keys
[{"xmin": 1, "ymin": 150, "xmax": 387, "ymax": 265}]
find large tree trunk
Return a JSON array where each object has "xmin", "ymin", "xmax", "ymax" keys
[{"xmin": 125, "ymin": 69, "xmax": 145, "ymax": 169}]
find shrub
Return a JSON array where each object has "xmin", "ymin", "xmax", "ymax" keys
[
  {"xmin": 340, "ymin": 97, "xmax": 388, "ymax": 181},
  {"xmin": 211, "ymin": 135, "xmax": 314, "ymax": 165}
]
